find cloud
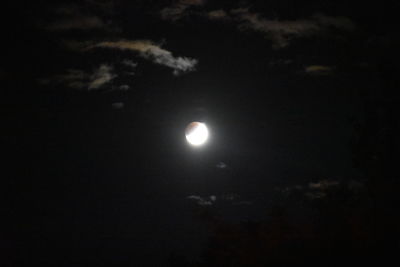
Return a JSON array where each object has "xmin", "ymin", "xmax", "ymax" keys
[
  {"xmin": 84, "ymin": 0, "xmax": 116, "ymax": 13},
  {"xmin": 305, "ymin": 179, "xmax": 341, "ymax": 199},
  {"xmin": 88, "ymin": 64, "xmax": 117, "ymax": 89},
  {"xmin": 122, "ymin": 59, "xmax": 138, "ymax": 69},
  {"xmin": 122, "ymin": 60, "xmax": 138, "ymax": 76},
  {"xmin": 118, "ymin": 84, "xmax": 130, "ymax": 91},
  {"xmin": 112, "ymin": 102, "xmax": 124, "ymax": 109},
  {"xmin": 305, "ymin": 191, "xmax": 327, "ymax": 199},
  {"xmin": 88, "ymin": 40, "xmax": 198, "ymax": 75},
  {"xmin": 313, "ymin": 13, "xmax": 356, "ymax": 31},
  {"xmin": 52, "ymin": 4, "xmax": 81, "ymax": 16},
  {"xmin": 304, "ymin": 65, "xmax": 333, "ymax": 75},
  {"xmin": 45, "ymin": 2, "xmax": 119, "ymax": 32},
  {"xmin": 161, "ymin": 0, "xmax": 205, "ymax": 21},
  {"xmin": 187, "ymin": 194, "xmax": 253, "ymax": 206},
  {"xmin": 46, "ymin": 15, "xmax": 107, "ymax": 31},
  {"xmin": 158, "ymin": 5, "xmax": 355, "ymax": 48},
  {"xmin": 187, "ymin": 195, "xmax": 215, "ymax": 206},
  {"xmin": 216, "ymin": 162, "xmax": 227, "ymax": 169},
  {"xmin": 47, "ymin": 64, "xmax": 117, "ymax": 90},
  {"xmin": 207, "ymin": 10, "xmax": 230, "ymax": 20},
  {"xmin": 233, "ymin": 201, "xmax": 253, "ymax": 205},
  {"xmin": 53, "ymin": 69, "xmax": 89, "ymax": 89},
  {"xmin": 220, "ymin": 193, "xmax": 238, "ymax": 201},
  {"xmin": 229, "ymin": 9, "xmax": 356, "ymax": 48},
  {"xmin": 308, "ymin": 179, "xmax": 339, "ymax": 190}
]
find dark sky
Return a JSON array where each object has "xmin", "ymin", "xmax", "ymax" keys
[{"xmin": 3, "ymin": 0, "xmax": 399, "ymax": 266}]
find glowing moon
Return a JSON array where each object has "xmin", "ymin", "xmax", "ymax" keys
[{"xmin": 185, "ymin": 122, "xmax": 209, "ymax": 146}]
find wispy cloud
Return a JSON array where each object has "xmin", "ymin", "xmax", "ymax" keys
[
  {"xmin": 187, "ymin": 194, "xmax": 253, "ymax": 206},
  {"xmin": 111, "ymin": 102, "xmax": 124, "ymax": 109},
  {"xmin": 187, "ymin": 195, "xmax": 216, "ymax": 206},
  {"xmin": 44, "ymin": 2, "xmax": 119, "ymax": 32},
  {"xmin": 313, "ymin": 13, "xmax": 356, "ymax": 31},
  {"xmin": 118, "ymin": 84, "xmax": 130, "ymax": 91},
  {"xmin": 52, "ymin": 69, "xmax": 88, "ymax": 89},
  {"xmin": 278, "ymin": 179, "xmax": 366, "ymax": 200},
  {"xmin": 308, "ymin": 179, "xmax": 339, "ymax": 190},
  {"xmin": 304, "ymin": 65, "xmax": 333, "ymax": 75},
  {"xmin": 88, "ymin": 64, "xmax": 117, "ymax": 89},
  {"xmin": 161, "ymin": 0, "xmax": 206, "ymax": 21},
  {"xmin": 216, "ymin": 162, "xmax": 228, "ymax": 169},
  {"xmin": 122, "ymin": 59, "xmax": 138, "ymax": 69},
  {"xmin": 88, "ymin": 40, "xmax": 198, "ymax": 75},
  {"xmin": 43, "ymin": 64, "xmax": 117, "ymax": 90},
  {"xmin": 205, "ymin": 8, "xmax": 356, "ymax": 49},
  {"xmin": 46, "ymin": 16, "xmax": 107, "ymax": 31},
  {"xmin": 207, "ymin": 9, "xmax": 230, "ymax": 20}
]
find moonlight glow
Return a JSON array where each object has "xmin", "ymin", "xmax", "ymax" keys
[{"xmin": 185, "ymin": 122, "xmax": 209, "ymax": 146}]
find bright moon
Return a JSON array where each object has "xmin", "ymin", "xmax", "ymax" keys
[{"xmin": 185, "ymin": 122, "xmax": 209, "ymax": 146}]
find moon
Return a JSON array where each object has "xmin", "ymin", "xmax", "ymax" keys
[{"xmin": 185, "ymin": 122, "xmax": 209, "ymax": 146}]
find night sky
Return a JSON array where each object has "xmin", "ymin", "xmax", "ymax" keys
[{"xmin": 3, "ymin": 0, "xmax": 399, "ymax": 266}]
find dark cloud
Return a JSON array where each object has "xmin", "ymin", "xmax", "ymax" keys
[
  {"xmin": 111, "ymin": 102, "xmax": 124, "ymax": 109},
  {"xmin": 122, "ymin": 59, "xmax": 138, "ymax": 69},
  {"xmin": 187, "ymin": 194, "xmax": 253, "ymax": 207},
  {"xmin": 216, "ymin": 162, "xmax": 227, "ymax": 169},
  {"xmin": 118, "ymin": 84, "xmax": 130, "ymax": 91},
  {"xmin": 304, "ymin": 65, "xmax": 334, "ymax": 75},
  {"xmin": 313, "ymin": 13, "xmax": 356, "ymax": 31},
  {"xmin": 46, "ymin": 16, "xmax": 107, "ymax": 31},
  {"xmin": 232, "ymin": 201, "xmax": 253, "ymax": 205},
  {"xmin": 231, "ymin": 8, "xmax": 355, "ymax": 49},
  {"xmin": 161, "ymin": 0, "xmax": 206, "ymax": 21},
  {"xmin": 207, "ymin": 9, "xmax": 230, "ymax": 20},
  {"xmin": 278, "ymin": 179, "xmax": 366, "ymax": 200},
  {"xmin": 187, "ymin": 195, "xmax": 216, "ymax": 206},
  {"xmin": 42, "ymin": 64, "xmax": 117, "ymax": 90},
  {"xmin": 308, "ymin": 179, "xmax": 340, "ymax": 190},
  {"xmin": 44, "ymin": 2, "xmax": 119, "ymax": 32}
]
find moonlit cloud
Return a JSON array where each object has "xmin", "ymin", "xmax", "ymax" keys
[
  {"xmin": 88, "ymin": 40, "xmax": 198, "ymax": 75},
  {"xmin": 88, "ymin": 64, "xmax": 117, "ymax": 90}
]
